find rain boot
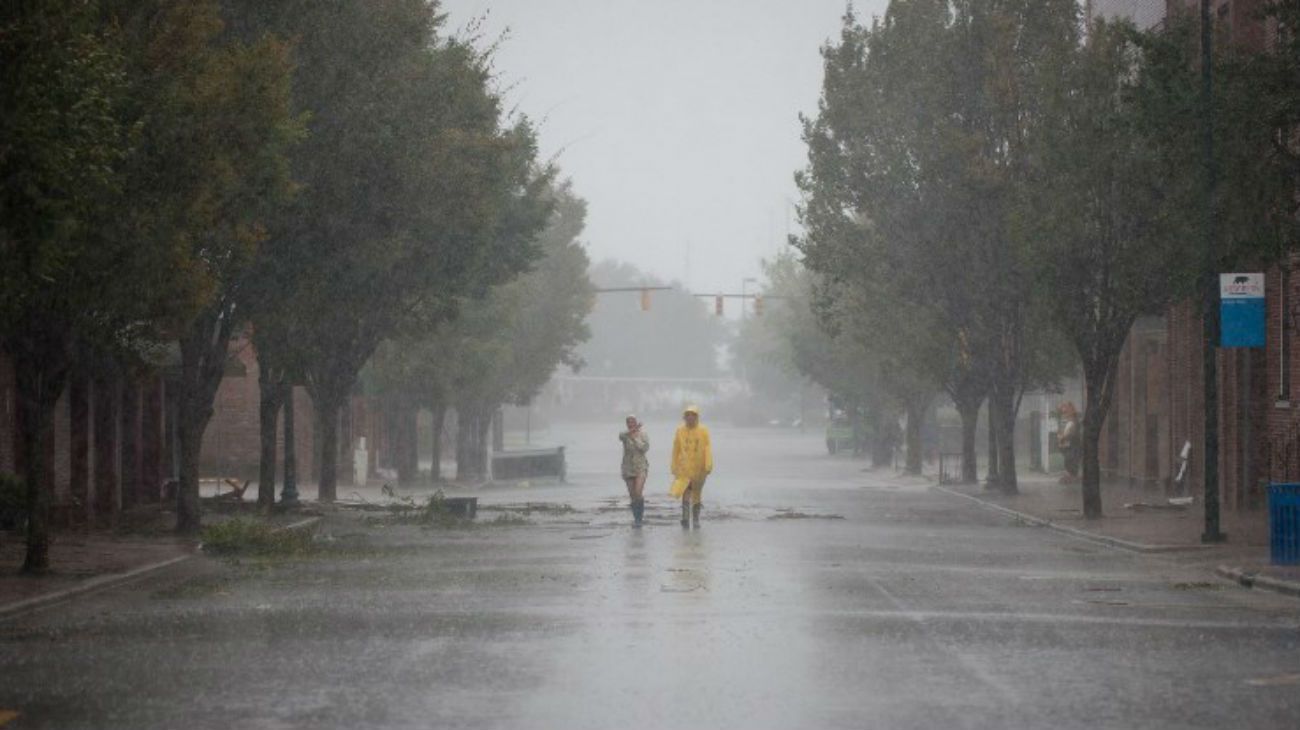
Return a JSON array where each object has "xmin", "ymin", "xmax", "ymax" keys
[
  {"xmin": 691, "ymin": 503, "xmax": 701, "ymax": 529},
  {"xmin": 633, "ymin": 499, "xmax": 644, "ymax": 527},
  {"xmin": 629, "ymin": 499, "xmax": 638, "ymax": 526},
  {"xmin": 680, "ymin": 500, "xmax": 690, "ymax": 529}
]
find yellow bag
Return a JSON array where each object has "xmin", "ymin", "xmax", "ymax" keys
[{"xmin": 670, "ymin": 477, "xmax": 689, "ymax": 498}]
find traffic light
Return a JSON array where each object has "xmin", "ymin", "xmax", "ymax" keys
[
  {"xmin": 715, "ymin": 295, "xmax": 724, "ymax": 317},
  {"xmin": 753, "ymin": 294, "xmax": 764, "ymax": 317},
  {"xmin": 640, "ymin": 288, "xmax": 651, "ymax": 312}
]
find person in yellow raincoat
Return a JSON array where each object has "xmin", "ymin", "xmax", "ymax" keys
[{"xmin": 672, "ymin": 405, "xmax": 713, "ymax": 528}]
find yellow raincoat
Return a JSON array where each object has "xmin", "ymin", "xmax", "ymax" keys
[{"xmin": 671, "ymin": 422, "xmax": 712, "ymax": 504}]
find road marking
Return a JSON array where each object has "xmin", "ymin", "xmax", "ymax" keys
[
  {"xmin": 1245, "ymin": 673, "xmax": 1300, "ymax": 687},
  {"xmin": 860, "ymin": 572, "xmax": 1022, "ymax": 704},
  {"xmin": 569, "ymin": 606, "xmax": 1300, "ymax": 632},
  {"xmin": 0, "ymin": 710, "xmax": 19, "ymax": 726}
]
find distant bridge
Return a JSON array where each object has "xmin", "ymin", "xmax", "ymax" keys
[{"xmin": 547, "ymin": 375, "xmax": 743, "ymax": 413}]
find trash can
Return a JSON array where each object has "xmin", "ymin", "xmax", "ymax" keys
[{"xmin": 1269, "ymin": 483, "xmax": 1300, "ymax": 565}]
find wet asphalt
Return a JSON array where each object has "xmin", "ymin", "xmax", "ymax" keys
[{"xmin": 1, "ymin": 422, "xmax": 1298, "ymax": 729}]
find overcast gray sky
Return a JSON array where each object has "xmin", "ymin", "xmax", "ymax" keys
[{"xmin": 438, "ymin": 0, "xmax": 888, "ymax": 296}]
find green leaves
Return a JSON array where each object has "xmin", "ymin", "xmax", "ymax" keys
[{"xmin": 0, "ymin": 1, "xmax": 132, "ymax": 342}]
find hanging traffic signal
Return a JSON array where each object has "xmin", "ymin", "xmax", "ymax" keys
[
  {"xmin": 753, "ymin": 294, "xmax": 764, "ymax": 317},
  {"xmin": 640, "ymin": 288, "xmax": 651, "ymax": 312},
  {"xmin": 715, "ymin": 295, "xmax": 724, "ymax": 316}
]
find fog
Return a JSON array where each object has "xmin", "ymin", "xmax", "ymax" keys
[
  {"xmin": 6, "ymin": 2, "xmax": 1300, "ymax": 727},
  {"xmin": 440, "ymin": 0, "xmax": 888, "ymax": 293}
]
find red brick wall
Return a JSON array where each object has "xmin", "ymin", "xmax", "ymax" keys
[
  {"xmin": 202, "ymin": 335, "xmax": 315, "ymax": 482},
  {"xmin": 1098, "ymin": 320, "xmax": 1172, "ymax": 489},
  {"xmin": 1167, "ymin": 300, "xmax": 1206, "ymax": 494},
  {"xmin": 1167, "ymin": 0, "xmax": 1273, "ymax": 51},
  {"xmin": 1263, "ymin": 256, "xmax": 1300, "ymax": 487}
]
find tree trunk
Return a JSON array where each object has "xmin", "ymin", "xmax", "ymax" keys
[
  {"xmin": 476, "ymin": 409, "xmax": 493, "ymax": 480},
  {"xmin": 175, "ymin": 310, "xmax": 236, "ymax": 534},
  {"xmin": 429, "ymin": 403, "xmax": 446, "ymax": 483},
  {"xmin": 454, "ymin": 406, "xmax": 475, "ymax": 482},
  {"xmin": 175, "ymin": 407, "xmax": 208, "ymax": 534},
  {"xmin": 455, "ymin": 404, "xmax": 492, "ymax": 482},
  {"xmin": 339, "ymin": 400, "xmax": 354, "ymax": 487},
  {"xmin": 492, "ymin": 409, "xmax": 504, "ymax": 452},
  {"xmin": 120, "ymin": 380, "xmax": 140, "ymax": 510},
  {"xmin": 14, "ymin": 362, "xmax": 66, "ymax": 574},
  {"xmin": 957, "ymin": 397, "xmax": 982, "ymax": 484},
  {"xmin": 69, "ymin": 373, "xmax": 90, "ymax": 512},
  {"xmin": 1080, "ymin": 354, "xmax": 1123, "ymax": 520},
  {"xmin": 311, "ymin": 401, "xmax": 322, "ymax": 486},
  {"xmin": 904, "ymin": 398, "xmax": 926, "ymax": 475},
  {"xmin": 396, "ymin": 401, "xmax": 419, "ymax": 486},
  {"xmin": 985, "ymin": 403, "xmax": 999, "ymax": 486},
  {"xmin": 92, "ymin": 368, "xmax": 119, "ymax": 522},
  {"xmin": 283, "ymin": 386, "xmax": 298, "ymax": 499},
  {"xmin": 315, "ymin": 394, "xmax": 341, "ymax": 502},
  {"xmin": 256, "ymin": 360, "xmax": 284, "ymax": 509},
  {"xmin": 1081, "ymin": 399, "xmax": 1105, "ymax": 519},
  {"xmin": 454, "ymin": 409, "xmax": 470, "ymax": 481},
  {"xmin": 869, "ymin": 408, "xmax": 892, "ymax": 468},
  {"xmin": 991, "ymin": 386, "xmax": 1019, "ymax": 494}
]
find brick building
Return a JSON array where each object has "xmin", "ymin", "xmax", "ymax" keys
[
  {"xmin": 199, "ymin": 332, "xmax": 316, "ymax": 482},
  {"xmin": 1, "ymin": 329, "xmax": 400, "ymax": 520},
  {"xmin": 0, "ymin": 353, "xmax": 171, "ymax": 524},
  {"xmin": 1095, "ymin": 0, "xmax": 1284, "ymax": 520},
  {"xmin": 201, "ymin": 330, "xmax": 396, "ymax": 489}
]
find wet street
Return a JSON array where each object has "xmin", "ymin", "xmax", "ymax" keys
[{"xmin": 2, "ymin": 423, "xmax": 1299, "ymax": 729}]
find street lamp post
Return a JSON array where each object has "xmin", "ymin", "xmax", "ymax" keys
[{"xmin": 1200, "ymin": 0, "xmax": 1225, "ymax": 543}]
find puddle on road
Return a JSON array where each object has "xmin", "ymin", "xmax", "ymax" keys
[
  {"xmin": 660, "ymin": 584, "xmax": 706, "ymax": 593},
  {"xmin": 487, "ymin": 503, "xmax": 579, "ymax": 515},
  {"xmin": 767, "ymin": 509, "xmax": 845, "ymax": 521}
]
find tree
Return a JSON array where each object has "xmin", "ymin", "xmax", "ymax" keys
[
  {"xmin": 794, "ymin": 3, "xmax": 974, "ymax": 476},
  {"xmin": 795, "ymin": 1, "xmax": 1081, "ymax": 490},
  {"xmin": 731, "ymin": 255, "xmax": 821, "ymax": 426},
  {"xmin": 0, "ymin": 1, "xmax": 135, "ymax": 572},
  {"xmin": 1021, "ymin": 19, "xmax": 1202, "ymax": 518},
  {"xmin": 233, "ymin": 0, "xmax": 553, "ymax": 501},
  {"xmin": 434, "ymin": 183, "xmax": 594, "ymax": 481},
  {"xmin": 108, "ymin": 0, "xmax": 301, "ymax": 534},
  {"xmin": 760, "ymin": 255, "xmax": 899, "ymax": 466}
]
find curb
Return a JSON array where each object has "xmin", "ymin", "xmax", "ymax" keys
[
  {"xmin": 0, "ymin": 554, "xmax": 194, "ymax": 620},
  {"xmin": 932, "ymin": 485, "xmax": 1213, "ymax": 555},
  {"xmin": 1216, "ymin": 565, "xmax": 1300, "ymax": 599},
  {"xmin": 0, "ymin": 516, "xmax": 321, "ymax": 621}
]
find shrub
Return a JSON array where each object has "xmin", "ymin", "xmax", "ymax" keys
[{"xmin": 200, "ymin": 518, "xmax": 316, "ymax": 557}]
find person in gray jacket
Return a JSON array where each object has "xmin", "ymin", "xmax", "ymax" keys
[{"xmin": 619, "ymin": 415, "xmax": 650, "ymax": 526}]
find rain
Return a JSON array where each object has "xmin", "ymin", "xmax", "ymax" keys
[{"xmin": 2, "ymin": 1, "xmax": 1300, "ymax": 728}]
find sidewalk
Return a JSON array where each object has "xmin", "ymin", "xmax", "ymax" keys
[
  {"xmin": 0, "ymin": 506, "xmax": 318, "ymax": 618},
  {"xmin": 936, "ymin": 474, "xmax": 1300, "ymax": 599},
  {"xmin": 0, "ymin": 532, "xmax": 195, "ymax": 617}
]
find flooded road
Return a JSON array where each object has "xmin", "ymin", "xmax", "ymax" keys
[{"xmin": 1, "ymin": 424, "xmax": 1298, "ymax": 729}]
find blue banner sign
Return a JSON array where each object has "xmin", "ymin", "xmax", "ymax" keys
[{"xmin": 1220, "ymin": 273, "xmax": 1265, "ymax": 348}]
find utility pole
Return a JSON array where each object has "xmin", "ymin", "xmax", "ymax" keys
[{"xmin": 1201, "ymin": 0, "xmax": 1226, "ymax": 543}]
